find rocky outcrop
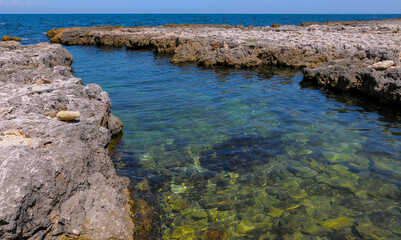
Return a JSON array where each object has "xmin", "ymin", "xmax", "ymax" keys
[
  {"xmin": 1, "ymin": 36, "xmax": 22, "ymax": 41},
  {"xmin": 47, "ymin": 18, "xmax": 401, "ymax": 105},
  {"xmin": 303, "ymin": 59, "xmax": 401, "ymax": 105},
  {"xmin": 0, "ymin": 41, "xmax": 135, "ymax": 239}
]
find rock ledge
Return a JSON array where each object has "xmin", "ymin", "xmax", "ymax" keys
[{"xmin": 47, "ymin": 18, "xmax": 401, "ymax": 106}]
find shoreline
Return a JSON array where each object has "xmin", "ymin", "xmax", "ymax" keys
[
  {"xmin": 0, "ymin": 41, "xmax": 134, "ymax": 239},
  {"xmin": 47, "ymin": 18, "xmax": 401, "ymax": 106}
]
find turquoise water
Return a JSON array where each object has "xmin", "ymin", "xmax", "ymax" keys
[
  {"xmin": 2, "ymin": 13, "xmax": 401, "ymax": 239},
  {"xmin": 67, "ymin": 46, "xmax": 401, "ymax": 239}
]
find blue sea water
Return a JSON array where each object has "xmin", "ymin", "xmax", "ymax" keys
[
  {"xmin": 2, "ymin": 14, "xmax": 401, "ymax": 239},
  {"xmin": 1, "ymin": 14, "xmax": 401, "ymax": 45}
]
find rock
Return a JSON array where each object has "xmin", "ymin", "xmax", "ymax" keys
[
  {"xmin": 322, "ymin": 216, "xmax": 354, "ymax": 230},
  {"xmin": 303, "ymin": 60, "xmax": 401, "ymax": 105},
  {"xmin": 356, "ymin": 222, "xmax": 392, "ymax": 240},
  {"xmin": 1, "ymin": 35, "xmax": 22, "ymax": 41},
  {"xmin": 268, "ymin": 206, "xmax": 285, "ymax": 218},
  {"xmin": 235, "ymin": 219, "xmax": 255, "ymax": 234},
  {"xmin": 0, "ymin": 42, "xmax": 134, "ymax": 239},
  {"xmin": 168, "ymin": 194, "xmax": 189, "ymax": 212},
  {"xmin": 56, "ymin": 111, "xmax": 80, "ymax": 121},
  {"xmin": 190, "ymin": 209, "xmax": 208, "ymax": 220},
  {"xmin": 48, "ymin": 19, "xmax": 401, "ymax": 106},
  {"xmin": 372, "ymin": 60, "xmax": 395, "ymax": 70},
  {"xmin": 108, "ymin": 113, "xmax": 124, "ymax": 137},
  {"xmin": 272, "ymin": 23, "xmax": 282, "ymax": 28},
  {"xmin": 47, "ymin": 19, "xmax": 401, "ymax": 104},
  {"xmin": 0, "ymin": 40, "xmax": 21, "ymax": 49}
]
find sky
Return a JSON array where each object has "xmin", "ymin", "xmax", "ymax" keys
[{"xmin": 0, "ymin": 0, "xmax": 400, "ymax": 14}]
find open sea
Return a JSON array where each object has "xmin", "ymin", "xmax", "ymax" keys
[{"xmin": 2, "ymin": 14, "xmax": 401, "ymax": 239}]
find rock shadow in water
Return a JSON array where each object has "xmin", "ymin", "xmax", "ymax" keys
[{"xmin": 199, "ymin": 134, "xmax": 283, "ymax": 173}]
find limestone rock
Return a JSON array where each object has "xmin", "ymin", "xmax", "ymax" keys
[
  {"xmin": 372, "ymin": 60, "xmax": 395, "ymax": 70},
  {"xmin": 56, "ymin": 111, "xmax": 80, "ymax": 121},
  {"xmin": 0, "ymin": 42, "xmax": 134, "ymax": 239},
  {"xmin": 47, "ymin": 18, "xmax": 401, "ymax": 106}
]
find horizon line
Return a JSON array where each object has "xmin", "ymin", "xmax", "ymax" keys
[{"xmin": 1, "ymin": 13, "xmax": 401, "ymax": 15}]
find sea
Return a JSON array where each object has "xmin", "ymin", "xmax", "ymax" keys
[{"xmin": 2, "ymin": 14, "xmax": 401, "ymax": 239}]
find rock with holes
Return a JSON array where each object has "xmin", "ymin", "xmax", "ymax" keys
[{"xmin": 0, "ymin": 42, "xmax": 133, "ymax": 239}]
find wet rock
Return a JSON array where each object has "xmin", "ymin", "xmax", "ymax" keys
[
  {"xmin": 236, "ymin": 219, "xmax": 255, "ymax": 234},
  {"xmin": 0, "ymin": 43, "xmax": 134, "ymax": 239},
  {"xmin": 356, "ymin": 222, "xmax": 392, "ymax": 239},
  {"xmin": 322, "ymin": 216, "xmax": 354, "ymax": 230},
  {"xmin": 168, "ymin": 194, "xmax": 189, "ymax": 212},
  {"xmin": 205, "ymin": 229, "xmax": 226, "ymax": 240},
  {"xmin": 378, "ymin": 183, "xmax": 400, "ymax": 199}
]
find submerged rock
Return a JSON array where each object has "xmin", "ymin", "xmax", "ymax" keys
[{"xmin": 199, "ymin": 135, "xmax": 283, "ymax": 173}]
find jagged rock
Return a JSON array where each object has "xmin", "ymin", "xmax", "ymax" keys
[
  {"xmin": 0, "ymin": 42, "xmax": 134, "ymax": 239},
  {"xmin": 303, "ymin": 59, "xmax": 401, "ymax": 105}
]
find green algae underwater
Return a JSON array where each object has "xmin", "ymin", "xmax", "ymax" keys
[{"xmin": 69, "ymin": 46, "xmax": 401, "ymax": 240}]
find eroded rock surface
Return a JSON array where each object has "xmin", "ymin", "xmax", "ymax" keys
[
  {"xmin": 0, "ymin": 41, "xmax": 135, "ymax": 239},
  {"xmin": 47, "ymin": 18, "xmax": 401, "ymax": 105}
]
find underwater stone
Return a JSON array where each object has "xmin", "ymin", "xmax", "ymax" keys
[
  {"xmin": 190, "ymin": 209, "xmax": 208, "ymax": 220},
  {"xmin": 322, "ymin": 217, "xmax": 354, "ymax": 230},
  {"xmin": 168, "ymin": 194, "xmax": 189, "ymax": 212},
  {"xmin": 268, "ymin": 206, "xmax": 285, "ymax": 218},
  {"xmin": 171, "ymin": 184, "xmax": 188, "ymax": 194},
  {"xmin": 302, "ymin": 223, "xmax": 326, "ymax": 235},
  {"xmin": 378, "ymin": 183, "xmax": 400, "ymax": 199},
  {"xmin": 235, "ymin": 219, "xmax": 255, "ymax": 234},
  {"xmin": 199, "ymin": 135, "xmax": 283, "ymax": 173},
  {"xmin": 356, "ymin": 222, "xmax": 392, "ymax": 240}
]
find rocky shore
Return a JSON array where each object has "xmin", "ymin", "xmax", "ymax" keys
[
  {"xmin": 47, "ymin": 18, "xmax": 401, "ymax": 106},
  {"xmin": 0, "ymin": 41, "xmax": 134, "ymax": 239}
]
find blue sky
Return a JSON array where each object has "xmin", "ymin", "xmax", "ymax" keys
[{"xmin": 0, "ymin": 0, "xmax": 400, "ymax": 14}]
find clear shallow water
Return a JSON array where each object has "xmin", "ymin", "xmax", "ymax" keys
[
  {"xmin": 67, "ymin": 45, "xmax": 401, "ymax": 239},
  {"xmin": 2, "ymin": 14, "xmax": 401, "ymax": 239}
]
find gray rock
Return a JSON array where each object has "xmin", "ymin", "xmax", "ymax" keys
[
  {"xmin": 47, "ymin": 18, "xmax": 401, "ymax": 105},
  {"xmin": 0, "ymin": 43, "xmax": 133, "ymax": 239}
]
